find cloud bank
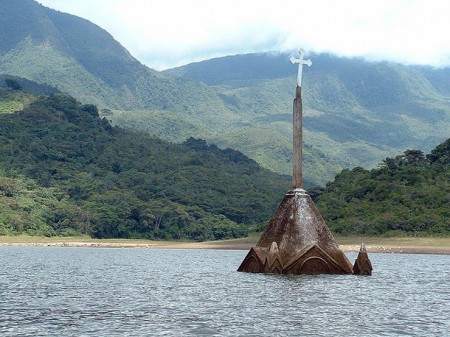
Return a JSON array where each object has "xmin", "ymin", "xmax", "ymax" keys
[{"xmin": 38, "ymin": 0, "xmax": 450, "ymax": 70}]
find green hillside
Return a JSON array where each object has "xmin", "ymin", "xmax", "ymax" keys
[
  {"xmin": 0, "ymin": 92, "xmax": 290, "ymax": 239},
  {"xmin": 0, "ymin": 75, "xmax": 60, "ymax": 113},
  {"xmin": 0, "ymin": 88, "xmax": 32, "ymax": 114},
  {"xmin": 314, "ymin": 142, "xmax": 450, "ymax": 236},
  {"xmin": 1, "ymin": 88, "xmax": 447, "ymax": 238},
  {"xmin": 2, "ymin": 1, "xmax": 450, "ymax": 186},
  {"xmin": 163, "ymin": 53, "xmax": 450, "ymax": 183},
  {"xmin": 0, "ymin": 0, "xmax": 228, "ymax": 112}
]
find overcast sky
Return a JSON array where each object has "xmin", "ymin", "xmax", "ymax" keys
[{"xmin": 37, "ymin": 0, "xmax": 450, "ymax": 71}]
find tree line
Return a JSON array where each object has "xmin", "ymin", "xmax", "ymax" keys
[
  {"xmin": 1, "ymin": 90, "xmax": 449, "ymax": 239},
  {"xmin": 0, "ymin": 93, "xmax": 290, "ymax": 239},
  {"xmin": 315, "ymin": 144, "xmax": 450, "ymax": 236}
]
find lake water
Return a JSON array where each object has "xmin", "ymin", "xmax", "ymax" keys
[{"xmin": 0, "ymin": 247, "xmax": 448, "ymax": 337}]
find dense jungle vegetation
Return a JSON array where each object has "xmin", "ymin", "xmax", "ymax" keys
[
  {"xmin": 0, "ymin": 90, "xmax": 290, "ymax": 239},
  {"xmin": 1, "ymin": 86, "xmax": 449, "ymax": 240},
  {"xmin": 316, "ymin": 143, "xmax": 450, "ymax": 236}
]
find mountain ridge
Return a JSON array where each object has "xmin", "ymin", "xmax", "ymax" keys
[
  {"xmin": 163, "ymin": 52, "xmax": 450, "ymax": 174},
  {"xmin": 0, "ymin": 0, "xmax": 229, "ymax": 113},
  {"xmin": 2, "ymin": 0, "xmax": 450, "ymax": 185}
]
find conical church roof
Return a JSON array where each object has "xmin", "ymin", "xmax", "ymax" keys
[{"xmin": 238, "ymin": 189, "xmax": 354, "ymax": 274}]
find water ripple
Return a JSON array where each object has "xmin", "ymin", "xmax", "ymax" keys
[{"xmin": 0, "ymin": 248, "xmax": 448, "ymax": 336}]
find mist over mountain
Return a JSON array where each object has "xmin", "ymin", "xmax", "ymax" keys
[{"xmin": 1, "ymin": 0, "xmax": 450, "ymax": 186}]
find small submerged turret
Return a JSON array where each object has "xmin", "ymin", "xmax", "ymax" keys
[{"xmin": 353, "ymin": 243, "xmax": 373, "ymax": 276}]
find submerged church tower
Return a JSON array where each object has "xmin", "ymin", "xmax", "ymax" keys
[{"xmin": 238, "ymin": 49, "xmax": 372, "ymax": 275}]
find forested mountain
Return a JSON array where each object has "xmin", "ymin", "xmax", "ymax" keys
[
  {"xmin": 164, "ymin": 53, "xmax": 450, "ymax": 184},
  {"xmin": 0, "ymin": 90, "xmax": 290, "ymax": 239},
  {"xmin": 0, "ymin": 75, "xmax": 59, "ymax": 113},
  {"xmin": 1, "ymin": 86, "xmax": 449, "ymax": 238},
  {"xmin": 0, "ymin": 0, "xmax": 226, "ymax": 112},
  {"xmin": 1, "ymin": 0, "xmax": 450, "ymax": 186},
  {"xmin": 314, "ymin": 141, "xmax": 450, "ymax": 236}
]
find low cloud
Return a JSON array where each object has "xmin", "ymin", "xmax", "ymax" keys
[{"xmin": 38, "ymin": 0, "xmax": 450, "ymax": 70}]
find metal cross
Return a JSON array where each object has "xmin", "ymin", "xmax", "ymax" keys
[{"xmin": 290, "ymin": 48, "xmax": 312, "ymax": 87}]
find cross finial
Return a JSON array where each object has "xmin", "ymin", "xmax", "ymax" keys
[{"xmin": 290, "ymin": 48, "xmax": 312, "ymax": 87}]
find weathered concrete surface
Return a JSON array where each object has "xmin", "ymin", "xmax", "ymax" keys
[
  {"xmin": 238, "ymin": 189, "xmax": 354, "ymax": 274},
  {"xmin": 353, "ymin": 243, "xmax": 373, "ymax": 275},
  {"xmin": 293, "ymin": 86, "xmax": 303, "ymax": 189}
]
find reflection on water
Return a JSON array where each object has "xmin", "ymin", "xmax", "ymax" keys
[{"xmin": 0, "ymin": 248, "xmax": 448, "ymax": 336}]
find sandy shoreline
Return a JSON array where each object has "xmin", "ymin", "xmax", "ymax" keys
[{"xmin": 1, "ymin": 239, "xmax": 449, "ymax": 255}]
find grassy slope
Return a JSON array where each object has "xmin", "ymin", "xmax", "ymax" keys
[{"xmin": 0, "ymin": 90, "xmax": 34, "ymax": 114}]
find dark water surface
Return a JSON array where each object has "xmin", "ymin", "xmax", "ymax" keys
[{"xmin": 0, "ymin": 247, "xmax": 448, "ymax": 336}]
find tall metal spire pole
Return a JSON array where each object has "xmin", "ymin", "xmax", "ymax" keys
[{"xmin": 290, "ymin": 49, "xmax": 312, "ymax": 190}]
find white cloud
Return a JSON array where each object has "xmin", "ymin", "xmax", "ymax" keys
[{"xmin": 38, "ymin": 0, "xmax": 450, "ymax": 70}]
